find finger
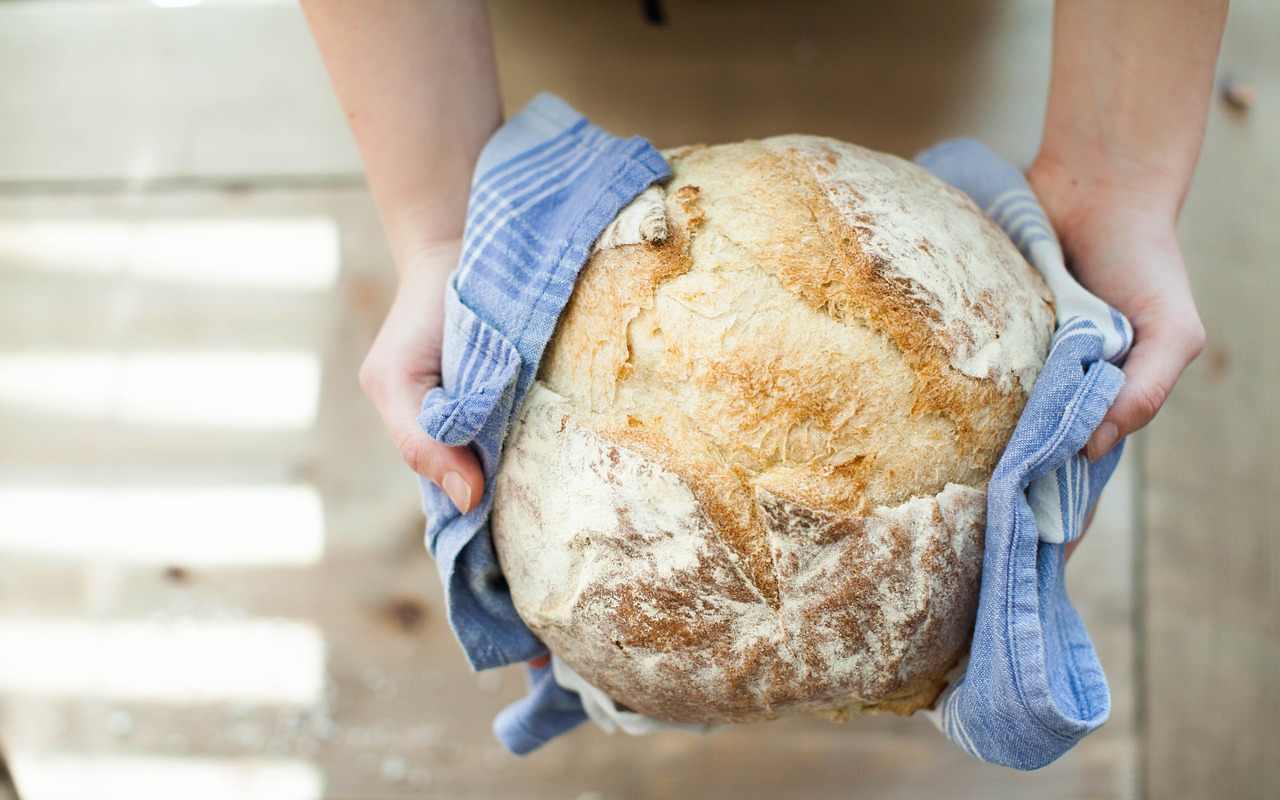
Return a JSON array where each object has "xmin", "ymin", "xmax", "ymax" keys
[
  {"xmin": 1085, "ymin": 316, "xmax": 1205, "ymax": 461},
  {"xmin": 362, "ymin": 367, "xmax": 485, "ymax": 512},
  {"xmin": 395, "ymin": 425, "xmax": 484, "ymax": 514},
  {"xmin": 388, "ymin": 385, "xmax": 485, "ymax": 512}
]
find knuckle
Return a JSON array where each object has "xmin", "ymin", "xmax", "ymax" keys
[
  {"xmin": 1130, "ymin": 381, "xmax": 1169, "ymax": 424},
  {"xmin": 396, "ymin": 432, "xmax": 438, "ymax": 477},
  {"xmin": 1183, "ymin": 320, "xmax": 1208, "ymax": 359}
]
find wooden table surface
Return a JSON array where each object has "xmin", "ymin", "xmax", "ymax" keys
[{"xmin": 0, "ymin": 2, "xmax": 1273, "ymax": 798}]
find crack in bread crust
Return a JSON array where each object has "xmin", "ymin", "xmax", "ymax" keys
[{"xmin": 493, "ymin": 387, "xmax": 986, "ymax": 723}]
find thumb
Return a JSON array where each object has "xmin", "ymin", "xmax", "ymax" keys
[
  {"xmin": 1085, "ymin": 315, "xmax": 1205, "ymax": 461},
  {"xmin": 367, "ymin": 369, "xmax": 485, "ymax": 513}
]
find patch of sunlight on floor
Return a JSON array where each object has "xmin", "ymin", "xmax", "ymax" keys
[
  {"xmin": 0, "ymin": 618, "xmax": 324, "ymax": 704},
  {"xmin": 0, "ymin": 217, "xmax": 339, "ymax": 291},
  {"xmin": 0, "ymin": 350, "xmax": 320, "ymax": 429},
  {"xmin": 11, "ymin": 754, "xmax": 322, "ymax": 800},
  {"xmin": 0, "ymin": 484, "xmax": 324, "ymax": 566}
]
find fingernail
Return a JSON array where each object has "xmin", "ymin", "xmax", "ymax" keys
[
  {"xmin": 1086, "ymin": 422, "xmax": 1118, "ymax": 462},
  {"xmin": 442, "ymin": 471, "xmax": 472, "ymax": 513}
]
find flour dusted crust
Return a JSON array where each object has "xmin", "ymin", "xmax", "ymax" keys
[{"xmin": 491, "ymin": 136, "xmax": 1055, "ymax": 723}]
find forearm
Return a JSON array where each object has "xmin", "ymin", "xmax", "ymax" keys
[
  {"xmin": 1035, "ymin": 0, "xmax": 1228, "ymax": 221},
  {"xmin": 302, "ymin": 0, "xmax": 501, "ymax": 273},
  {"xmin": 1027, "ymin": 1, "xmax": 1221, "ymax": 463}
]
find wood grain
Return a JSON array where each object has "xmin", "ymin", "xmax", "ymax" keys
[{"xmin": 1141, "ymin": 4, "xmax": 1280, "ymax": 797}]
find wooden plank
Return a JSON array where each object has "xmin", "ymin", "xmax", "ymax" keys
[
  {"xmin": 0, "ymin": 2, "xmax": 360, "ymax": 183},
  {"xmin": 1142, "ymin": 1, "xmax": 1280, "ymax": 798}
]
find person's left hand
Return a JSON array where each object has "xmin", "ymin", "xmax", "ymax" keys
[{"xmin": 358, "ymin": 239, "xmax": 485, "ymax": 513}]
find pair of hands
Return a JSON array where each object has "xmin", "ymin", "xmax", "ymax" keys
[{"xmin": 360, "ymin": 162, "xmax": 1205, "ymax": 526}]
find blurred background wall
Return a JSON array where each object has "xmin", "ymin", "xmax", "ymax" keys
[{"xmin": 0, "ymin": 1, "xmax": 1274, "ymax": 798}]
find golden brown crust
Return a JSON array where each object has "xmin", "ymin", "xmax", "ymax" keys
[{"xmin": 765, "ymin": 144, "xmax": 1030, "ymax": 481}]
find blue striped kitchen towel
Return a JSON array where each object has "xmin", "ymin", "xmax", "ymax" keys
[
  {"xmin": 416, "ymin": 92, "xmax": 670, "ymax": 754},
  {"xmin": 916, "ymin": 138, "xmax": 1133, "ymax": 769},
  {"xmin": 418, "ymin": 92, "xmax": 1133, "ymax": 766}
]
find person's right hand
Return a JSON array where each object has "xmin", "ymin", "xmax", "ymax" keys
[{"xmin": 358, "ymin": 239, "xmax": 484, "ymax": 513}]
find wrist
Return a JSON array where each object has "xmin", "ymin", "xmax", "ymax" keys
[
  {"xmin": 381, "ymin": 238, "xmax": 463, "ymax": 301},
  {"xmin": 1027, "ymin": 150, "xmax": 1182, "ymax": 238},
  {"xmin": 378, "ymin": 190, "xmax": 469, "ymax": 278},
  {"xmin": 391, "ymin": 231, "xmax": 464, "ymax": 280}
]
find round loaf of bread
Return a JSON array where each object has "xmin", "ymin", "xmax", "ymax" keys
[{"xmin": 491, "ymin": 135, "xmax": 1055, "ymax": 724}]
